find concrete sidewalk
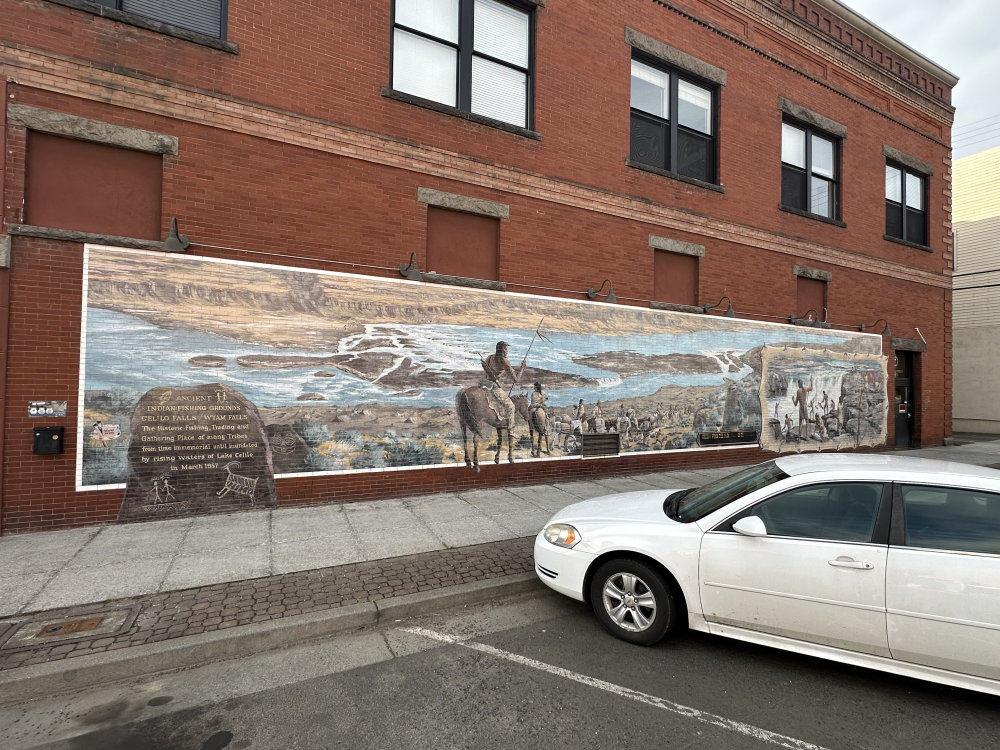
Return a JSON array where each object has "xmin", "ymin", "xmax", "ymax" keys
[
  {"xmin": 1, "ymin": 436, "xmax": 999, "ymax": 692},
  {"xmin": 0, "ymin": 466, "xmax": 740, "ymax": 617}
]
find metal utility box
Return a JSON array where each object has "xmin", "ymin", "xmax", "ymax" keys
[{"xmin": 33, "ymin": 426, "xmax": 64, "ymax": 455}]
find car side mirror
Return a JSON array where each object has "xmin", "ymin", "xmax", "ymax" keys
[{"xmin": 733, "ymin": 516, "xmax": 767, "ymax": 537}]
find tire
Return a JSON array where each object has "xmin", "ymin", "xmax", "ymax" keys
[{"xmin": 589, "ymin": 558, "xmax": 676, "ymax": 646}]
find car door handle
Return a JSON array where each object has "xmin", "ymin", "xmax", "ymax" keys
[{"xmin": 828, "ymin": 557, "xmax": 874, "ymax": 570}]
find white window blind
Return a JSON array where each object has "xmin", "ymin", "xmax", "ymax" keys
[
  {"xmin": 471, "ymin": 56, "xmax": 527, "ymax": 127},
  {"xmin": 474, "ymin": 0, "xmax": 529, "ymax": 67},
  {"xmin": 631, "ymin": 60, "xmax": 669, "ymax": 119},
  {"xmin": 396, "ymin": 0, "xmax": 459, "ymax": 43},
  {"xmin": 393, "ymin": 30, "xmax": 458, "ymax": 107},
  {"xmin": 122, "ymin": 0, "xmax": 223, "ymax": 38}
]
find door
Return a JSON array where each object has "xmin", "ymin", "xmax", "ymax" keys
[
  {"xmin": 700, "ymin": 481, "xmax": 890, "ymax": 656},
  {"xmin": 894, "ymin": 351, "xmax": 915, "ymax": 448},
  {"xmin": 886, "ymin": 483, "xmax": 1000, "ymax": 679}
]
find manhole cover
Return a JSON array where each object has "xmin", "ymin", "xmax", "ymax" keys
[{"xmin": 0, "ymin": 608, "xmax": 137, "ymax": 650}]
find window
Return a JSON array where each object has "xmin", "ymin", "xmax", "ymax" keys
[
  {"xmin": 885, "ymin": 163, "xmax": 927, "ymax": 246},
  {"xmin": 630, "ymin": 58, "xmax": 716, "ymax": 184},
  {"xmin": 653, "ymin": 249, "xmax": 698, "ymax": 306},
  {"xmin": 781, "ymin": 121, "xmax": 839, "ymax": 220},
  {"xmin": 677, "ymin": 461, "xmax": 788, "ymax": 522},
  {"xmin": 749, "ymin": 482, "xmax": 884, "ymax": 543},
  {"xmin": 391, "ymin": 0, "xmax": 533, "ymax": 129},
  {"xmin": 901, "ymin": 485, "xmax": 1000, "ymax": 555},
  {"xmin": 92, "ymin": 0, "xmax": 226, "ymax": 38},
  {"xmin": 25, "ymin": 132, "xmax": 162, "ymax": 240},
  {"xmin": 426, "ymin": 207, "xmax": 500, "ymax": 280},
  {"xmin": 796, "ymin": 276, "xmax": 826, "ymax": 321}
]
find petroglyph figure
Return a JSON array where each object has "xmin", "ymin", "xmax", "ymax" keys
[{"xmin": 216, "ymin": 461, "xmax": 258, "ymax": 503}]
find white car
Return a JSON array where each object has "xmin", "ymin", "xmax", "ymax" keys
[{"xmin": 534, "ymin": 453, "xmax": 1000, "ymax": 696}]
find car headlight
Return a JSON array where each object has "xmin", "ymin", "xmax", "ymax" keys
[{"xmin": 543, "ymin": 523, "xmax": 582, "ymax": 548}]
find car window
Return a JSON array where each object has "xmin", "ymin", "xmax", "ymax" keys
[
  {"xmin": 748, "ymin": 482, "xmax": 883, "ymax": 542},
  {"xmin": 901, "ymin": 484, "xmax": 1000, "ymax": 554},
  {"xmin": 678, "ymin": 461, "xmax": 788, "ymax": 522}
]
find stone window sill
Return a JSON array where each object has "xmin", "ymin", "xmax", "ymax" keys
[
  {"xmin": 382, "ymin": 89, "xmax": 541, "ymax": 141},
  {"xmin": 779, "ymin": 204, "xmax": 846, "ymax": 228},
  {"xmin": 626, "ymin": 160, "xmax": 725, "ymax": 193}
]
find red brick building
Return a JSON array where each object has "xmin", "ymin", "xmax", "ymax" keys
[{"xmin": 0, "ymin": 0, "xmax": 957, "ymax": 533}]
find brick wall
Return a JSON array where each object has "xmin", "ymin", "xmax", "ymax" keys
[{"xmin": 0, "ymin": 0, "xmax": 953, "ymax": 532}]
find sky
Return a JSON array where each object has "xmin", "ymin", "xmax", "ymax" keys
[{"xmin": 840, "ymin": 0, "xmax": 1000, "ymax": 159}]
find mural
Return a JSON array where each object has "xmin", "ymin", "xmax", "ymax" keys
[
  {"xmin": 760, "ymin": 346, "xmax": 887, "ymax": 452},
  {"xmin": 78, "ymin": 246, "xmax": 887, "ymax": 498}
]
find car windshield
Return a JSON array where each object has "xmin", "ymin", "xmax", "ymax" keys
[{"xmin": 676, "ymin": 461, "xmax": 789, "ymax": 522}]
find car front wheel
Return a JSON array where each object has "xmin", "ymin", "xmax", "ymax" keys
[{"xmin": 589, "ymin": 558, "xmax": 675, "ymax": 646}]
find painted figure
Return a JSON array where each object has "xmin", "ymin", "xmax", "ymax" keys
[
  {"xmin": 792, "ymin": 377, "xmax": 814, "ymax": 439},
  {"xmin": 481, "ymin": 341, "xmax": 526, "ymax": 437},
  {"xmin": 528, "ymin": 381, "xmax": 551, "ymax": 457}
]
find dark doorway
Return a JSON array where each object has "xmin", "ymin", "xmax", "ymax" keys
[{"xmin": 894, "ymin": 351, "xmax": 915, "ymax": 448}]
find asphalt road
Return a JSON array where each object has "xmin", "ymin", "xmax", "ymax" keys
[{"xmin": 3, "ymin": 590, "xmax": 998, "ymax": 749}]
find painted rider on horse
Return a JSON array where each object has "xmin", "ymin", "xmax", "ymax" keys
[{"xmin": 481, "ymin": 341, "xmax": 526, "ymax": 437}]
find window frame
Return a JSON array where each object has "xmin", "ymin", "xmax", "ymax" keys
[
  {"xmin": 885, "ymin": 161, "xmax": 929, "ymax": 249},
  {"xmin": 780, "ymin": 118, "xmax": 842, "ymax": 223},
  {"xmin": 726, "ymin": 482, "xmax": 888, "ymax": 544},
  {"xmin": 893, "ymin": 483, "xmax": 1000, "ymax": 555},
  {"xmin": 628, "ymin": 53, "xmax": 720, "ymax": 187},
  {"xmin": 55, "ymin": 0, "xmax": 232, "ymax": 45},
  {"xmin": 390, "ymin": 0, "xmax": 536, "ymax": 132}
]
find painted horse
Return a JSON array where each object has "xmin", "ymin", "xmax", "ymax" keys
[
  {"xmin": 527, "ymin": 405, "xmax": 551, "ymax": 458},
  {"xmin": 456, "ymin": 388, "xmax": 530, "ymax": 470}
]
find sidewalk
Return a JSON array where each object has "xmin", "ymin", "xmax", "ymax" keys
[{"xmin": 2, "ymin": 437, "xmax": 999, "ymax": 691}]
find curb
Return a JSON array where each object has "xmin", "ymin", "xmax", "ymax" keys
[{"xmin": 0, "ymin": 574, "xmax": 543, "ymax": 704}]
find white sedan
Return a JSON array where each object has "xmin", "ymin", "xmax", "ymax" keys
[{"xmin": 534, "ymin": 453, "xmax": 1000, "ymax": 696}]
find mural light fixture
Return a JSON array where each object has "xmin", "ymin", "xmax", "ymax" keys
[
  {"xmin": 398, "ymin": 252, "xmax": 506, "ymax": 291},
  {"xmin": 398, "ymin": 252, "xmax": 423, "ymax": 281},
  {"xmin": 789, "ymin": 309, "xmax": 832, "ymax": 328},
  {"xmin": 702, "ymin": 296, "xmax": 735, "ymax": 317},
  {"xmin": 586, "ymin": 279, "xmax": 617, "ymax": 304},
  {"xmin": 161, "ymin": 217, "xmax": 191, "ymax": 253},
  {"xmin": 859, "ymin": 318, "xmax": 892, "ymax": 337}
]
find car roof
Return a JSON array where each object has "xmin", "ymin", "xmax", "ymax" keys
[{"xmin": 772, "ymin": 452, "xmax": 1000, "ymax": 482}]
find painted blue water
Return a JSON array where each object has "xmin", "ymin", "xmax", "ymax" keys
[{"xmin": 85, "ymin": 308, "xmax": 863, "ymax": 408}]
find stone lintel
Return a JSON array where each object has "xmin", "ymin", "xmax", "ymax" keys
[
  {"xmin": 892, "ymin": 337, "xmax": 927, "ymax": 353},
  {"xmin": 417, "ymin": 188, "xmax": 510, "ymax": 220},
  {"xmin": 625, "ymin": 27, "xmax": 727, "ymax": 86},
  {"xmin": 778, "ymin": 97, "xmax": 848, "ymax": 138},
  {"xmin": 794, "ymin": 264, "xmax": 833, "ymax": 282},
  {"xmin": 883, "ymin": 145, "xmax": 934, "ymax": 176},
  {"xmin": 649, "ymin": 235, "xmax": 705, "ymax": 257},
  {"xmin": 7, "ymin": 104, "xmax": 179, "ymax": 155}
]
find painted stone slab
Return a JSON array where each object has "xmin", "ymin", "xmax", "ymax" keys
[
  {"xmin": 119, "ymin": 384, "xmax": 276, "ymax": 521},
  {"xmin": 759, "ymin": 346, "xmax": 888, "ymax": 453}
]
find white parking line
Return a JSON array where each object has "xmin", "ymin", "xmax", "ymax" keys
[{"xmin": 404, "ymin": 627, "xmax": 831, "ymax": 750}]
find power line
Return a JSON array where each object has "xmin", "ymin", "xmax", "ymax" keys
[
  {"xmin": 954, "ymin": 269, "xmax": 1000, "ymax": 278},
  {"xmin": 953, "ymin": 113, "xmax": 1000, "ymax": 133},
  {"xmin": 953, "ymin": 134, "xmax": 1000, "ymax": 152},
  {"xmin": 954, "ymin": 282, "xmax": 1000, "ymax": 292},
  {"xmin": 953, "ymin": 128, "xmax": 1000, "ymax": 145},
  {"xmin": 953, "ymin": 125, "xmax": 1000, "ymax": 144}
]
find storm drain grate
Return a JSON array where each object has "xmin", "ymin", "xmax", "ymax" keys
[{"xmin": 0, "ymin": 607, "xmax": 138, "ymax": 650}]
